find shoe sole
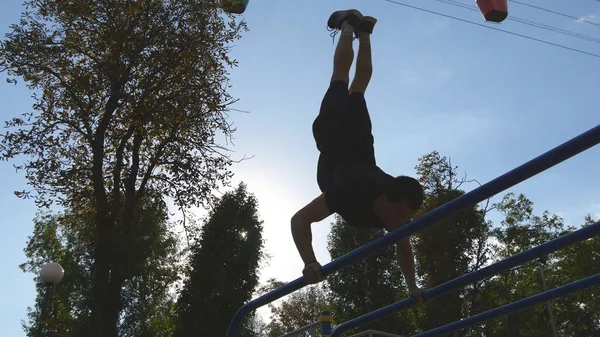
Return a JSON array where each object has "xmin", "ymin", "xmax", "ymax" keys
[
  {"xmin": 327, "ymin": 9, "xmax": 364, "ymax": 29},
  {"xmin": 358, "ymin": 16, "xmax": 377, "ymax": 34}
]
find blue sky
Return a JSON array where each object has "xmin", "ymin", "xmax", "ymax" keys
[{"xmin": 1, "ymin": 0, "xmax": 599, "ymax": 335}]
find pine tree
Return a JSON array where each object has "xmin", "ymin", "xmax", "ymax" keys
[{"xmin": 174, "ymin": 183, "xmax": 265, "ymax": 336}]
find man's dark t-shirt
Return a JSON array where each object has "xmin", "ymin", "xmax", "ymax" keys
[{"xmin": 323, "ymin": 162, "xmax": 393, "ymax": 230}]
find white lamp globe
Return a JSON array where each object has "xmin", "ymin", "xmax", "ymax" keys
[{"xmin": 40, "ymin": 262, "xmax": 64, "ymax": 285}]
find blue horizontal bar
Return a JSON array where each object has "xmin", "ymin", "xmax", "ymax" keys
[
  {"xmin": 280, "ymin": 322, "xmax": 319, "ymax": 337},
  {"xmin": 329, "ymin": 220, "xmax": 600, "ymax": 337},
  {"xmin": 226, "ymin": 125, "xmax": 600, "ymax": 337},
  {"xmin": 415, "ymin": 272, "xmax": 600, "ymax": 337}
]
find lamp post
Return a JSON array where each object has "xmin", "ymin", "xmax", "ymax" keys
[
  {"xmin": 35, "ymin": 262, "xmax": 64, "ymax": 337},
  {"xmin": 537, "ymin": 257, "xmax": 558, "ymax": 337}
]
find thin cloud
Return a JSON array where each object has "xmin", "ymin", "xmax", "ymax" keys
[
  {"xmin": 554, "ymin": 201, "xmax": 600, "ymax": 227},
  {"xmin": 577, "ymin": 13, "xmax": 598, "ymax": 23},
  {"xmin": 592, "ymin": 202, "xmax": 600, "ymax": 221}
]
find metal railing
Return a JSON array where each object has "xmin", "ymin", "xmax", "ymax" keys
[
  {"xmin": 280, "ymin": 322, "xmax": 319, "ymax": 337},
  {"xmin": 330, "ymin": 220, "xmax": 600, "ymax": 336}
]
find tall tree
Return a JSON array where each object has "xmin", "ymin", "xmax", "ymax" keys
[
  {"xmin": 20, "ymin": 192, "xmax": 181, "ymax": 337},
  {"xmin": 0, "ymin": 1, "xmax": 246, "ymax": 335},
  {"xmin": 174, "ymin": 183, "xmax": 265, "ymax": 337},
  {"xmin": 413, "ymin": 151, "xmax": 491, "ymax": 332}
]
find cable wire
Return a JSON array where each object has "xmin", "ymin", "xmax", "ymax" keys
[
  {"xmin": 510, "ymin": 0, "xmax": 600, "ymax": 28},
  {"xmin": 433, "ymin": 0, "xmax": 600, "ymax": 44},
  {"xmin": 382, "ymin": 0, "xmax": 600, "ymax": 59}
]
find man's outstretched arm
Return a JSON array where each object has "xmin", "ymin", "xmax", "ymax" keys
[
  {"xmin": 396, "ymin": 237, "xmax": 424, "ymax": 306},
  {"xmin": 396, "ymin": 238, "xmax": 418, "ymax": 289},
  {"xmin": 291, "ymin": 194, "xmax": 332, "ymax": 264}
]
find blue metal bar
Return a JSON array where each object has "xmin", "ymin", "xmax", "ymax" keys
[
  {"xmin": 280, "ymin": 322, "xmax": 319, "ymax": 337},
  {"xmin": 414, "ymin": 272, "xmax": 600, "ymax": 337},
  {"xmin": 329, "ymin": 220, "xmax": 600, "ymax": 337},
  {"xmin": 226, "ymin": 125, "xmax": 600, "ymax": 337}
]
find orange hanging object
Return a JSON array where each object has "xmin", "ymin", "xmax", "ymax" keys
[{"xmin": 476, "ymin": 0, "xmax": 508, "ymax": 23}]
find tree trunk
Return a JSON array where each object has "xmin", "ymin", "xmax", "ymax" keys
[
  {"xmin": 86, "ymin": 225, "xmax": 126, "ymax": 337},
  {"xmin": 105, "ymin": 268, "xmax": 125, "ymax": 337},
  {"xmin": 87, "ymin": 225, "xmax": 113, "ymax": 337},
  {"xmin": 87, "ymin": 93, "xmax": 123, "ymax": 337}
]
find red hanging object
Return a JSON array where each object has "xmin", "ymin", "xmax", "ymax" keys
[{"xmin": 476, "ymin": 0, "xmax": 508, "ymax": 23}]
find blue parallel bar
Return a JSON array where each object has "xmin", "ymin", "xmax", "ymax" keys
[
  {"xmin": 414, "ymin": 273, "xmax": 600, "ymax": 337},
  {"xmin": 329, "ymin": 220, "xmax": 600, "ymax": 337},
  {"xmin": 226, "ymin": 125, "xmax": 600, "ymax": 337}
]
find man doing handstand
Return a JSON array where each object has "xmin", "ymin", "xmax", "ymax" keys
[{"xmin": 290, "ymin": 9, "xmax": 425, "ymax": 304}]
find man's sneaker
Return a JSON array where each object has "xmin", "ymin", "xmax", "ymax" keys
[
  {"xmin": 357, "ymin": 16, "xmax": 377, "ymax": 35},
  {"xmin": 327, "ymin": 9, "xmax": 364, "ymax": 30}
]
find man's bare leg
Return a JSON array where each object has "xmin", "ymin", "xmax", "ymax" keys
[
  {"xmin": 331, "ymin": 22, "xmax": 355, "ymax": 85},
  {"xmin": 350, "ymin": 17, "xmax": 377, "ymax": 94}
]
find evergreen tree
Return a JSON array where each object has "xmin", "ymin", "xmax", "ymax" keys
[{"xmin": 174, "ymin": 183, "xmax": 265, "ymax": 337}]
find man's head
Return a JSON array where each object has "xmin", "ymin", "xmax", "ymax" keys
[{"xmin": 374, "ymin": 175, "xmax": 424, "ymax": 230}]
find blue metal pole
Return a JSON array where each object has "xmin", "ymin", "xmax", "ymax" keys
[
  {"xmin": 414, "ymin": 273, "xmax": 600, "ymax": 337},
  {"xmin": 226, "ymin": 124, "xmax": 600, "ymax": 337},
  {"xmin": 329, "ymin": 220, "xmax": 600, "ymax": 337},
  {"xmin": 320, "ymin": 310, "xmax": 333, "ymax": 337}
]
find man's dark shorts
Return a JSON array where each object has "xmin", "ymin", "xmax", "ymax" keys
[{"xmin": 312, "ymin": 80, "xmax": 376, "ymax": 193}]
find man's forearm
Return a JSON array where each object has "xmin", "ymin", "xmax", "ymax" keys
[
  {"xmin": 396, "ymin": 240, "xmax": 417, "ymax": 289},
  {"xmin": 291, "ymin": 216, "xmax": 317, "ymax": 264}
]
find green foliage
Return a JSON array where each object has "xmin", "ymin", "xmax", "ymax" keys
[
  {"xmin": 0, "ymin": 0, "xmax": 246, "ymax": 209},
  {"xmin": 115, "ymin": 195, "xmax": 182, "ymax": 337},
  {"xmin": 20, "ymin": 210, "xmax": 94, "ymax": 337},
  {"xmin": 174, "ymin": 183, "xmax": 266, "ymax": 337},
  {"xmin": 20, "ymin": 193, "xmax": 181, "ymax": 337},
  {"xmin": 550, "ymin": 217, "xmax": 600, "ymax": 337},
  {"xmin": 264, "ymin": 283, "xmax": 329, "ymax": 336},
  {"xmin": 491, "ymin": 193, "xmax": 564, "ymax": 257},
  {"xmin": 239, "ymin": 312, "xmax": 268, "ymax": 337}
]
